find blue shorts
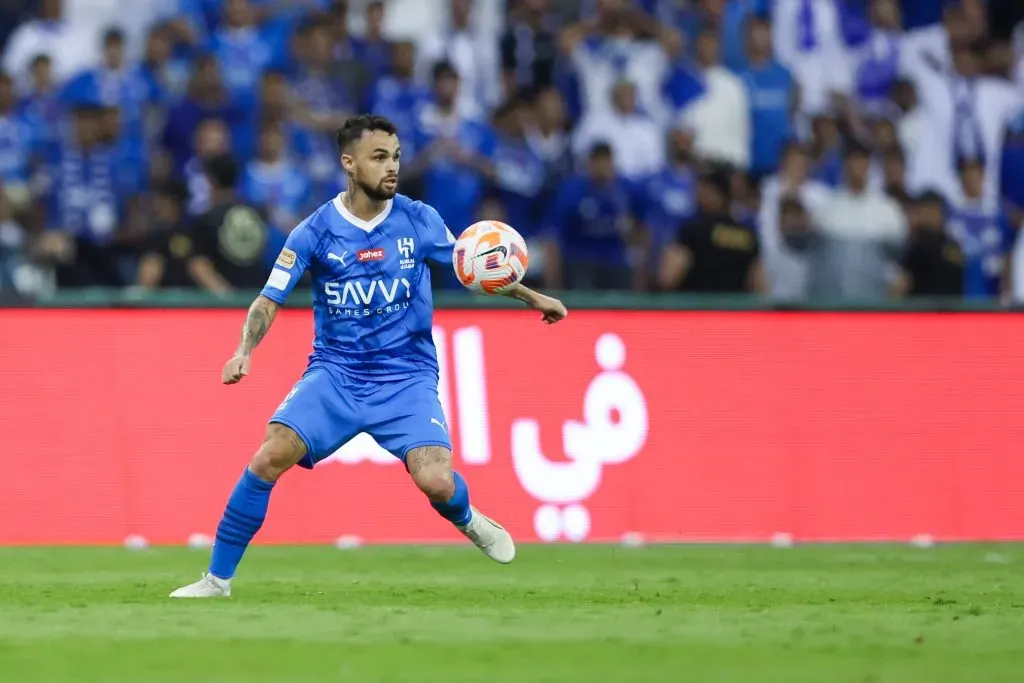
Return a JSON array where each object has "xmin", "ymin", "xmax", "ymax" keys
[{"xmin": 269, "ymin": 363, "xmax": 451, "ymax": 469}]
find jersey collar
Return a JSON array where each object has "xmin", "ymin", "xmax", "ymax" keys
[{"xmin": 333, "ymin": 193, "xmax": 393, "ymax": 233}]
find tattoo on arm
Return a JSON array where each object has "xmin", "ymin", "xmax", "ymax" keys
[{"xmin": 237, "ymin": 295, "xmax": 279, "ymax": 356}]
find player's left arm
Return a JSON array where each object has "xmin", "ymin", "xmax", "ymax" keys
[
  {"xmin": 418, "ymin": 203, "xmax": 567, "ymax": 324},
  {"xmin": 501, "ymin": 283, "xmax": 567, "ymax": 325}
]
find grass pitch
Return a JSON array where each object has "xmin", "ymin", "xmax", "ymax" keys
[{"xmin": 0, "ymin": 544, "xmax": 1022, "ymax": 682}]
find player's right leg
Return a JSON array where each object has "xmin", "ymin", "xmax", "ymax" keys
[
  {"xmin": 168, "ymin": 423, "xmax": 307, "ymax": 598},
  {"xmin": 170, "ymin": 365, "xmax": 353, "ymax": 598}
]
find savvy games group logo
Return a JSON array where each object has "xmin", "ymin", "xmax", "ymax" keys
[{"xmin": 318, "ymin": 328, "xmax": 649, "ymax": 542}]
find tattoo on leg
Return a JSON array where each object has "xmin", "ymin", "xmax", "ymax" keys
[
  {"xmin": 266, "ymin": 423, "xmax": 307, "ymax": 458},
  {"xmin": 406, "ymin": 446, "xmax": 451, "ymax": 476}
]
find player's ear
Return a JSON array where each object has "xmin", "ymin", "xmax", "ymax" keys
[{"xmin": 340, "ymin": 152, "xmax": 354, "ymax": 174}]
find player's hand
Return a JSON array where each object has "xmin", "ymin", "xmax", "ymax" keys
[
  {"xmin": 529, "ymin": 293, "xmax": 568, "ymax": 325},
  {"xmin": 222, "ymin": 355, "xmax": 251, "ymax": 385}
]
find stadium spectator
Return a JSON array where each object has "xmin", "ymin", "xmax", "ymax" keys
[
  {"xmin": 325, "ymin": 0, "xmax": 372, "ymax": 100},
  {"xmin": 135, "ymin": 178, "xmax": 194, "ymax": 289},
  {"xmin": 364, "ymin": 40, "xmax": 432, "ymax": 161},
  {"xmin": 352, "ymin": 1, "xmax": 393, "ymax": 84},
  {"xmin": 418, "ymin": 0, "xmax": 501, "ymax": 113},
  {"xmin": 832, "ymin": 0, "xmax": 904, "ymax": 120},
  {"xmin": 900, "ymin": 1, "xmax": 986, "ymax": 77},
  {"xmin": 161, "ymin": 54, "xmax": 244, "ymax": 174},
  {"xmin": 905, "ymin": 38, "xmax": 1024, "ymax": 205},
  {"xmin": 241, "ymin": 119, "xmax": 311, "ymax": 231},
  {"xmin": 804, "ymin": 141, "xmax": 908, "ymax": 301},
  {"xmin": 491, "ymin": 94, "xmax": 546, "ymax": 239},
  {"xmin": 572, "ymin": 79, "xmax": 664, "ymax": 181},
  {"xmin": 892, "ymin": 190, "xmax": 965, "ymax": 297},
  {"xmin": 946, "ymin": 158, "xmax": 1014, "ymax": 299},
  {"xmin": 680, "ymin": 27, "xmax": 750, "ymax": 171},
  {"xmin": 771, "ymin": 0, "xmax": 845, "ymax": 117},
  {"xmin": 139, "ymin": 24, "xmax": 188, "ymax": 107},
  {"xmin": 545, "ymin": 141, "xmax": 641, "ymax": 290},
  {"xmin": 36, "ymin": 103, "xmax": 127, "ymax": 287},
  {"xmin": 880, "ymin": 144, "xmax": 909, "ymax": 204},
  {"xmin": 525, "ymin": 85, "xmax": 571, "ymax": 181},
  {"xmin": 183, "ymin": 118, "xmax": 231, "ymax": 217},
  {"xmin": 640, "ymin": 126, "xmax": 697, "ymax": 260},
  {"xmin": 2, "ymin": 0, "xmax": 91, "ymax": 90},
  {"xmin": 0, "ymin": 70, "xmax": 33, "ymax": 200},
  {"xmin": 500, "ymin": 0, "xmax": 560, "ymax": 95},
  {"xmin": 61, "ymin": 28, "xmax": 161, "ymax": 150},
  {"xmin": 759, "ymin": 142, "xmax": 831, "ymax": 301},
  {"xmin": 659, "ymin": 167, "xmax": 764, "ymax": 294},
  {"xmin": 739, "ymin": 15, "xmax": 796, "ymax": 179},
  {"xmin": 210, "ymin": 0, "xmax": 276, "ymax": 108},
  {"xmin": 807, "ymin": 112, "xmax": 843, "ymax": 186},
  {"xmin": 408, "ymin": 61, "xmax": 495, "ymax": 241},
  {"xmin": 187, "ymin": 153, "xmax": 272, "ymax": 293},
  {"xmin": 17, "ymin": 55, "xmax": 62, "ymax": 162},
  {"xmin": 290, "ymin": 16, "xmax": 353, "ymax": 194},
  {"xmin": 559, "ymin": 0, "xmax": 679, "ymax": 125}
]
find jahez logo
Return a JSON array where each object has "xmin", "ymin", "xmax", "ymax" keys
[{"xmin": 357, "ymin": 248, "xmax": 385, "ymax": 262}]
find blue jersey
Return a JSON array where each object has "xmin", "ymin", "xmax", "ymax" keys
[
  {"xmin": 740, "ymin": 60, "xmax": 794, "ymax": 174},
  {"xmin": 545, "ymin": 174, "xmax": 640, "ymax": 265},
  {"xmin": 260, "ymin": 193, "xmax": 455, "ymax": 381},
  {"xmin": 0, "ymin": 112, "xmax": 34, "ymax": 184},
  {"xmin": 642, "ymin": 166, "xmax": 696, "ymax": 247},
  {"xmin": 947, "ymin": 203, "xmax": 1014, "ymax": 299}
]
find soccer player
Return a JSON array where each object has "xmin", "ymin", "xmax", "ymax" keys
[{"xmin": 170, "ymin": 115, "xmax": 567, "ymax": 598}]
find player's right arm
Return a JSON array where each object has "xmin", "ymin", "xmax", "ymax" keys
[{"xmin": 222, "ymin": 215, "xmax": 320, "ymax": 385}]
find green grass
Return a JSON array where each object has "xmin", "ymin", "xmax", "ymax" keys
[{"xmin": 0, "ymin": 544, "xmax": 1022, "ymax": 682}]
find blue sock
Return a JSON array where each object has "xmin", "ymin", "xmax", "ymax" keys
[
  {"xmin": 431, "ymin": 471, "xmax": 472, "ymax": 527},
  {"xmin": 209, "ymin": 468, "xmax": 274, "ymax": 580}
]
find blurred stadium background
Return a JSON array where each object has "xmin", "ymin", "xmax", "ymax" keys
[{"xmin": 2, "ymin": 1, "xmax": 1024, "ymax": 681}]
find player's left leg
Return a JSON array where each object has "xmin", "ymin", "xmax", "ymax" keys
[
  {"xmin": 405, "ymin": 445, "xmax": 515, "ymax": 564},
  {"xmin": 367, "ymin": 376, "xmax": 515, "ymax": 564}
]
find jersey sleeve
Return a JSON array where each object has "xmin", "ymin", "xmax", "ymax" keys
[
  {"xmin": 259, "ymin": 216, "xmax": 320, "ymax": 304},
  {"xmin": 418, "ymin": 202, "xmax": 457, "ymax": 266}
]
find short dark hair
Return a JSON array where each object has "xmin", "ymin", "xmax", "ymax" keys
[
  {"xmin": 30, "ymin": 53, "xmax": 51, "ymax": 68},
  {"xmin": 432, "ymin": 60, "xmax": 459, "ymax": 82},
  {"xmin": 779, "ymin": 196, "xmax": 806, "ymax": 216},
  {"xmin": 204, "ymin": 153, "xmax": 240, "ymax": 189},
  {"xmin": 956, "ymin": 155, "xmax": 984, "ymax": 173},
  {"xmin": 335, "ymin": 114, "xmax": 399, "ymax": 152},
  {"xmin": 699, "ymin": 169, "xmax": 732, "ymax": 200},
  {"xmin": 915, "ymin": 189, "xmax": 947, "ymax": 210},
  {"xmin": 588, "ymin": 141, "xmax": 613, "ymax": 159},
  {"xmin": 103, "ymin": 27, "xmax": 126, "ymax": 46},
  {"xmin": 843, "ymin": 138, "xmax": 872, "ymax": 160}
]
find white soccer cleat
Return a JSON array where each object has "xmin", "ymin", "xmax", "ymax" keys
[
  {"xmin": 457, "ymin": 506, "xmax": 516, "ymax": 564},
  {"xmin": 169, "ymin": 573, "xmax": 232, "ymax": 598}
]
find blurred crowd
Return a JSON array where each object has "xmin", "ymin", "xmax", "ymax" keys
[{"xmin": 1, "ymin": 0, "xmax": 1024, "ymax": 301}]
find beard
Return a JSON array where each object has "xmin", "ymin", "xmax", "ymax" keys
[{"xmin": 357, "ymin": 177, "xmax": 397, "ymax": 201}]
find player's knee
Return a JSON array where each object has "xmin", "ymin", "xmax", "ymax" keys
[
  {"xmin": 406, "ymin": 446, "xmax": 455, "ymax": 502},
  {"xmin": 415, "ymin": 471, "xmax": 455, "ymax": 502},
  {"xmin": 249, "ymin": 424, "xmax": 307, "ymax": 482}
]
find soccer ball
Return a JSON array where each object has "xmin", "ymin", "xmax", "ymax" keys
[{"xmin": 452, "ymin": 220, "xmax": 529, "ymax": 295}]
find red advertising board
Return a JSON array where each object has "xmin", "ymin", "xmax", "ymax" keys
[{"xmin": 1, "ymin": 308, "xmax": 1023, "ymax": 545}]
